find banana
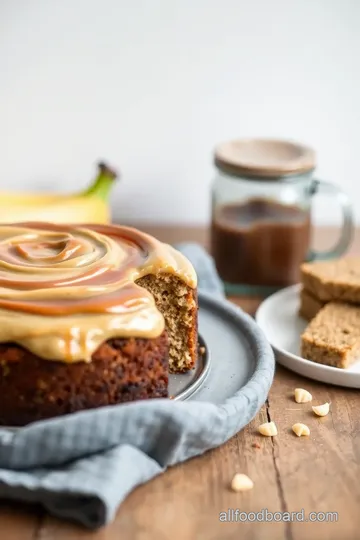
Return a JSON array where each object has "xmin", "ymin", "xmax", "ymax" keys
[{"xmin": 0, "ymin": 162, "xmax": 118, "ymax": 224}]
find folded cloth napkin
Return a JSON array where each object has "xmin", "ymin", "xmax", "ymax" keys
[{"xmin": 0, "ymin": 243, "xmax": 273, "ymax": 529}]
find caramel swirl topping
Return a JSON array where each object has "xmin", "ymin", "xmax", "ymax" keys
[{"xmin": 0, "ymin": 222, "xmax": 197, "ymax": 362}]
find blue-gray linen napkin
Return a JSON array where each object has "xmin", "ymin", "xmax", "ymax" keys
[{"xmin": 0, "ymin": 243, "xmax": 273, "ymax": 529}]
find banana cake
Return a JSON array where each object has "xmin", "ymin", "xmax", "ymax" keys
[
  {"xmin": 300, "ymin": 257, "xmax": 360, "ymax": 303},
  {"xmin": 0, "ymin": 222, "xmax": 198, "ymax": 426},
  {"xmin": 301, "ymin": 302, "xmax": 360, "ymax": 368},
  {"xmin": 299, "ymin": 287, "xmax": 325, "ymax": 321}
]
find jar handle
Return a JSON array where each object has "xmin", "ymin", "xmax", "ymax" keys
[{"xmin": 307, "ymin": 179, "xmax": 354, "ymax": 261}]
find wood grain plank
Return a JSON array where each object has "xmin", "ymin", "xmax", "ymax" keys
[
  {"xmin": 0, "ymin": 503, "xmax": 42, "ymax": 540},
  {"xmin": 264, "ymin": 366, "xmax": 360, "ymax": 540},
  {"xmin": 35, "ymin": 519, "xmax": 102, "ymax": 539}
]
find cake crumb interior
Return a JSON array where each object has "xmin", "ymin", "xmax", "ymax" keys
[{"xmin": 136, "ymin": 273, "xmax": 197, "ymax": 372}]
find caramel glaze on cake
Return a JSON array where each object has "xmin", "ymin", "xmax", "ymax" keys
[{"xmin": 0, "ymin": 222, "xmax": 198, "ymax": 426}]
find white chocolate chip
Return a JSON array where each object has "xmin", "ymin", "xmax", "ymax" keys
[
  {"xmin": 258, "ymin": 421, "xmax": 278, "ymax": 437},
  {"xmin": 292, "ymin": 423, "xmax": 310, "ymax": 437},
  {"xmin": 312, "ymin": 403, "xmax": 330, "ymax": 417},
  {"xmin": 231, "ymin": 473, "xmax": 254, "ymax": 492},
  {"xmin": 294, "ymin": 388, "xmax": 312, "ymax": 403}
]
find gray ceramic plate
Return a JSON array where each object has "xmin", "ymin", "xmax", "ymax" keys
[{"xmin": 171, "ymin": 291, "xmax": 271, "ymax": 404}]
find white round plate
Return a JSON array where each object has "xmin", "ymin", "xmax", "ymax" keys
[{"xmin": 255, "ymin": 283, "xmax": 360, "ymax": 388}]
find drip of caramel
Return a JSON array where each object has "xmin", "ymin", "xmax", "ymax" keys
[{"xmin": 0, "ymin": 222, "xmax": 197, "ymax": 362}]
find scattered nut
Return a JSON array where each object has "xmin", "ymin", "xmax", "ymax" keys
[
  {"xmin": 199, "ymin": 346, "xmax": 206, "ymax": 355},
  {"xmin": 312, "ymin": 403, "xmax": 330, "ymax": 417},
  {"xmin": 294, "ymin": 388, "xmax": 312, "ymax": 403},
  {"xmin": 292, "ymin": 423, "xmax": 310, "ymax": 437},
  {"xmin": 231, "ymin": 473, "xmax": 254, "ymax": 492},
  {"xmin": 258, "ymin": 421, "xmax": 278, "ymax": 437},
  {"xmin": 252, "ymin": 442, "xmax": 261, "ymax": 449}
]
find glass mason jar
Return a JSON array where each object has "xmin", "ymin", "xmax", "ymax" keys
[{"xmin": 210, "ymin": 139, "xmax": 354, "ymax": 296}]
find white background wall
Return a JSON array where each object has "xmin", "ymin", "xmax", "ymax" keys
[{"xmin": 1, "ymin": 0, "xmax": 360, "ymax": 225}]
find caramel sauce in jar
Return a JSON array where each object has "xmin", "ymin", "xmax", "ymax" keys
[{"xmin": 211, "ymin": 199, "xmax": 311, "ymax": 287}]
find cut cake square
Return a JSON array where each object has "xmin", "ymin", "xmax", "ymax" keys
[
  {"xmin": 300, "ymin": 257, "xmax": 360, "ymax": 303},
  {"xmin": 299, "ymin": 287, "xmax": 325, "ymax": 321},
  {"xmin": 301, "ymin": 302, "xmax": 360, "ymax": 368}
]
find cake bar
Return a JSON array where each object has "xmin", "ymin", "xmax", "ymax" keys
[
  {"xmin": 301, "ymin": 302, "xmax": 360, "ymax": 369},
  {"xmin": 300, "ymin": 257, "xmax": 360, "ymax": 303},
  {"xmin": 299, "ymin": 287, "xmax": 325, "ymax": 321}
]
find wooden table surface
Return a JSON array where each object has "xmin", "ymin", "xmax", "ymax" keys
[{"xmin": 1, "ymin": 226, "xmax": 360, "ymax": 540}]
